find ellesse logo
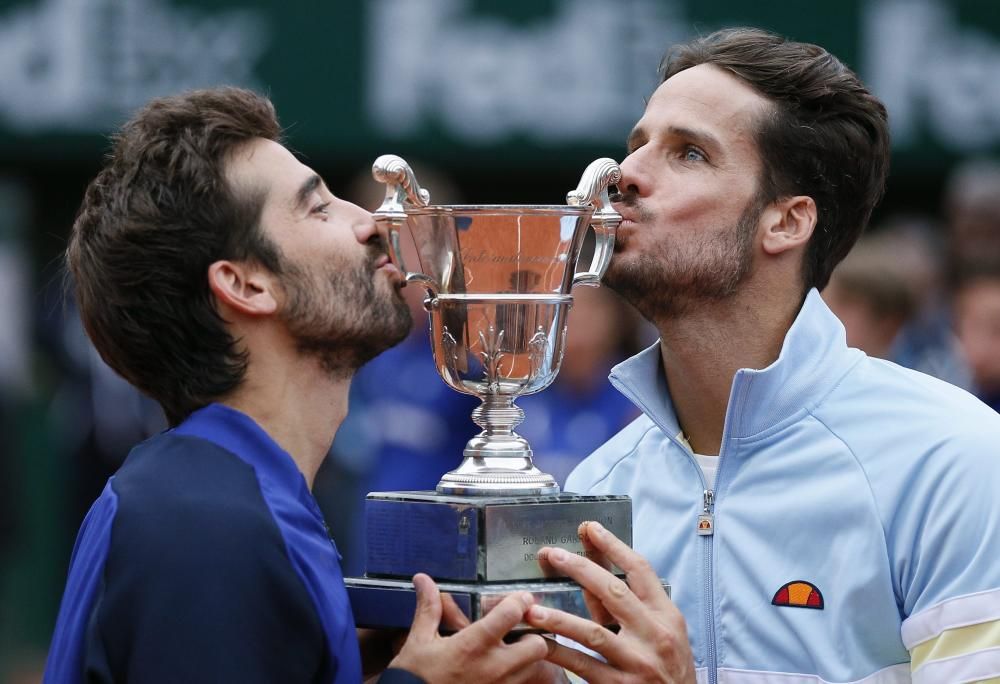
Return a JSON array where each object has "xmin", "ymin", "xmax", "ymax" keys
[{"xmin": 771, "ymin": 580, "xmax": 824, "ymax": 610}]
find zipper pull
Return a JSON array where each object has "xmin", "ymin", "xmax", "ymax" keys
[{"xmin": 697, "ymin": 489, "xmax": 715, "ymax": 536}]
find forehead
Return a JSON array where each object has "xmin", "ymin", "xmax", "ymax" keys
[
  {"xmin": 225, "ymin": 137, "xmax": 313, "ymax": 209},
  {"xmin": 637, "ymin": 63, "xmax": 769, "ymax": 154}
]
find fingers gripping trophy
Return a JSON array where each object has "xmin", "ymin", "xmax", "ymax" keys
[{"xmin": 345, "ymin": 156, "xmax": 635, "ymax": 630}]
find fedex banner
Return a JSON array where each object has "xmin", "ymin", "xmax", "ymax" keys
[{"xmin": 0, "ymin": 0, "xmax": 997, "ymax": 165}]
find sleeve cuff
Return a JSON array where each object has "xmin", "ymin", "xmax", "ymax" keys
[{"xmin": 378, "ymin": 667, "xmax": 427, "ymax": 684}]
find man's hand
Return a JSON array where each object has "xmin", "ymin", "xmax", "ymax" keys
[
  {"xmin": 388, "ymin": 573, "xmax": 551, "ymax": 683},
  {"xmin": 524, "ymin": 521, "xmax": 696, "ymax": 683},
  {"xmin": 359, "ymin": 590, "xmax": 470, "ymax": 678}
]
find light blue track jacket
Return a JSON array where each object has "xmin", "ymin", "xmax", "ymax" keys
[{"xmin": 565, "ymin": 290, "xmax": 1000, "ymax": 684}]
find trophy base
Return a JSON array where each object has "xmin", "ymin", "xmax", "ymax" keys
[
  {"xmin": 346, "ymin": 577, "xmax": 597, "ymax": 631},
  {"xmin": 363, "ymin": 491, "xmax": 632, "ymax": 582},
  {"xmin": 346, "ymin": 576, "xmax": 669, "ymax": 632},
  {"xmin": 344, "ymin": 577, "xmax": 670, "ymax": 636},
  {"xmin": 348, "ymin": 491, "xmax": 634, "ymax": 632}
]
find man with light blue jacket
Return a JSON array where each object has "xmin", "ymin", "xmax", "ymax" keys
[{"xmin": 526, "ymin": 27, "xmax": 1000, "ymax": 684}]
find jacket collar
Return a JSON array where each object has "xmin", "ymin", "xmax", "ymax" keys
[
  {"xmin": 609, "ymin": 289, "xmax": 863, "ymax": 442},
  {"xmin": 173, "ymin": 403, "xmax": 312, "ymax": 499}
]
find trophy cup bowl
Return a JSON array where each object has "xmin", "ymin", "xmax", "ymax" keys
[
  {"xmin": 343, "ymin": 156, "xmax": 652, "ymax": 633},
  {"xmin": 372, "ymin": 156, "xmax": 623, "ymax": 496}
]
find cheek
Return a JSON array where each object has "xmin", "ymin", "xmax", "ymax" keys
[
  {"xmin": 658, "ymin": 183, "xmax": 748, "ymax": 226},
  {"xmin": 302, "ymin": 233, "xmax": 367, "ymax": 269}
]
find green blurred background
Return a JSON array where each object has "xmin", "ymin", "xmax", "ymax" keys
[{"xmin": 2, "ymin": 0, "xmax": 999, "ymax": 679}]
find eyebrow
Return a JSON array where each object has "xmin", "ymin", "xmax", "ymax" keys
[
  {"xmin": 627, "ymin": 124, "xmax": 722, "ymax": 154},
  {"xmin": 626, "ymin": 126, "xmax": 646, "ymax": 152},
  {"xmin": 294, "ymin": 174, "xmax": 323, "ymax": 211}
]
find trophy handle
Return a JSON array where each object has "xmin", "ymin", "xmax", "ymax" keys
[
  {"xmin": 567, "ymin": 158, "xmax": 623, "ymax": 287},
  {"xmin": 372, "ymin": 154, "xmax": 439, "ymax": 293}
]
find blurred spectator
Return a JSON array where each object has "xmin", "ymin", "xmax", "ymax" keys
[
  {"xmin": 954, "ymin": 267, "xmax": 1000, "ymax": 412},
  {"xmin": 823, "ymin": 221, "xmax": 973, "ymax": 389},
  {"xmin": 822, "ymin": 232, "xmax": 916, "ymax": 360},
  {"xmin": 882, "ymin": 219, "xmax": 975, "ymax": 389},
  {"xmin": 942, "ymin": 159, "xmax": 1000, "ymax": 408},
  {"xmin": 944, "ymin": 158, "xmax": 1000, "ymax": 279},
  {"xmin": 519, "ymin": 285, "xmax": 640, "ymax": 487}
]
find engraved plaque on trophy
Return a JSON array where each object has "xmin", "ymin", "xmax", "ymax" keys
[{"xmin": 344, "ymin": 156, "xmax": 654, "ymax": 631}]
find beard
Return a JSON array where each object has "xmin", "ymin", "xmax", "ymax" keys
[
  {"xmin": 604, "ymin": 193, "xmax": 764, "ymax": 322},
  {"xmin": 280, "ymin": 244, "xmax": 412, "ymax": 378}
]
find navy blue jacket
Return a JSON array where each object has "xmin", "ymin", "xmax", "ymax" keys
[{"xmin": 45, "ymin": 403, "xmax": 420, "ymax": 683}]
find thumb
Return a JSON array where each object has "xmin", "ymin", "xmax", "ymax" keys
[{"xmin": 409, "ymin": 573, "xmax": 443, "ymax": 641}]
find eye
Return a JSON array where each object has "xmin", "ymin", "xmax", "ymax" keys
[
  {"xmin": 683, "ymin": 146, "xmax": 707, "ymax": 162},
  {"xmin": 312, "ymin": 202, "xmax": 331, "ymax": 218}
]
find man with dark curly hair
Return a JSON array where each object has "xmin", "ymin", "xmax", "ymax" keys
[{"xmin": 45, "ymin": 87, "xmax": 550, "ymax": 684}]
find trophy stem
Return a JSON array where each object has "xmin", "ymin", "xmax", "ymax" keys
[
  {"xmin": 436, "ymin": 395, "xmax": 560, "ymax": 496},
  {"xmin": 471, "ymin": 395, "xmax": 525, "ymax": 436}
]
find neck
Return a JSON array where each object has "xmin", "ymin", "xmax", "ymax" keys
[
  {"xmin": 654, "ymin": 284, "xmax": 803, "ymax": 455},
  {"xmin": 222, "ymin": 349, "xmax": 352, "ymax": 490}
]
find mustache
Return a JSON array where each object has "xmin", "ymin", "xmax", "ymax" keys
[
  {"xmin": 610, "ymin": 189, "xmax": 653, "ymax": 223},
  {"xmin": 608, "ymin": 190, "xmax": 638, "ymax": 207},
  {"xmin": 609, "ymin": 189, "xmax": 636, "ymax": 206},
  {"xmin": 365, "ymin": 237, "xmax": 390, "ymax": 269}
]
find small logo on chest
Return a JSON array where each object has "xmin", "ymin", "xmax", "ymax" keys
[{"xmin": 771, "ymin": 580, "xmax": 824, "ymax": 610}]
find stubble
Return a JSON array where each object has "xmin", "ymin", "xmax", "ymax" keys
[
  {"xmin": 604, "ymin": 193, "xmax": 763, "ymax": 322},
  {"xmin": 281, "ymin": 244, "xmax": 412, "ymax": 378}
]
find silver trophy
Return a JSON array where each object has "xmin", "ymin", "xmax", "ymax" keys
[
  {"xmin": 373, "ymin": 154, "xmax": 622, "ymax": 495},
  {"xmin": 345, "ymin": 156, "xmax": 649, "ymax": 631}
]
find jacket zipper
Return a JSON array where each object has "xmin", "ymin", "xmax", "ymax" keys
[
  {"xmin": 704, "ymin": 370, "xmax": 751, "ymax": 683},
  {"xmin": 702, "ymin": 488, "xmax": 718, "ymax": 684}
]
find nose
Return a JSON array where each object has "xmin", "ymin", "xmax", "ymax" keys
[
  {"xmin": 347, "ymin": 201, "xmax": 379, "ymax": 244},
  {"xmin": 617, "ymin": 150, "xmax": 647, "ymax": 199}
]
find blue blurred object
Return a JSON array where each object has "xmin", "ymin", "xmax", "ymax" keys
[{"xmin": 518, "ymin": 378, "xmax": 638, "ymax": 489}]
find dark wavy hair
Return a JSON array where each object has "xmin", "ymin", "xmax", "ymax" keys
[
  {"xmin": 661, "ymin": 28, "xmax": 891, "ymax": 291},
  {"xmin": 67, "ymin": 87, "xmax": 283, "ymax": 425}
]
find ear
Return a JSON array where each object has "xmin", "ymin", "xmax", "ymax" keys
[
  {"xmin": 760, "ymin": 195, "xmax": 817, "ymax": 256},
  {"xmin": 207, "ymin": 260, "xmax": 278, "ymax": 316}
]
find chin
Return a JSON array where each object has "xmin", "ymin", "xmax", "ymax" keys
[
  {"xmin": 612, "ymin": 235, "xmax": 638, "ymax": 255},
  {"xmin": 604, "ymin": 251, "xmax": 636, "ymax": 281},
  {"xmin": 379, "ymin": 272, "xmax": 406, "ymax": 293}
]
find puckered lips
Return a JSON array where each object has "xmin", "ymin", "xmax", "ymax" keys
[
  {"xmin": 373, "ymin": 252, "xmax": 403, "ymax": 282},
  {"xmin": 614, "ymin": 203, "xmax": 639, "ymax": 231},
  {"xmin": 612, "ymin": 205, "xmax": 637, "ymax": 251}
]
